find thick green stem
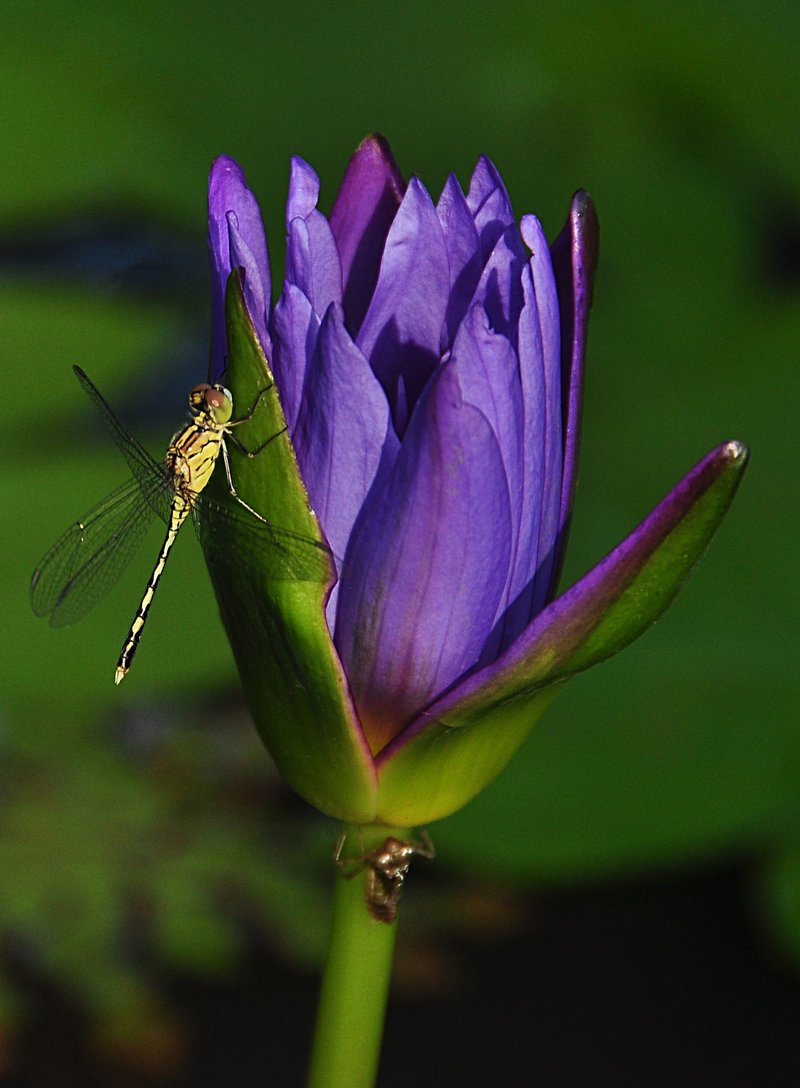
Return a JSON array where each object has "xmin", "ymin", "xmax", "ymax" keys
[{"xmin": 306, "ymin": 827, "xmax": 407, "ymax": 1088}]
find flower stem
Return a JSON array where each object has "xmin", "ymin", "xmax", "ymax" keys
[{"xmin": 306, "ymin": 826, "xmax": 407, "ymax": 1088}]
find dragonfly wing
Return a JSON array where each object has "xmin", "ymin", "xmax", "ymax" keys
[
  {"xmin": 31, "ymin": 476, "xmax": 162, "ymax": 627},
  {"xmin": 73, "ymin": 366, "xmax": 173, "ymax": 525},
  {"xmin": 193, "ymin": 493, "xmax": 336, "ymax": 584}
]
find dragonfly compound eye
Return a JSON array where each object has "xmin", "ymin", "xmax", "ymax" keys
[
  {"xmin": 189, "ymin": 383, "xmax": 213, "ymax": 413},
  {"xmin": 207, "ymin": 385, "xmax": 233, "ymax": 424}
]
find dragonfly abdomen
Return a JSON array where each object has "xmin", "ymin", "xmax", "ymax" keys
[
  {"xmin": 114, "ymin": 421, "xmax": 226, "ymax": 684},
  {"xmin": 114, "ymin": 496, "xmax": 193, "ymax": 684}
]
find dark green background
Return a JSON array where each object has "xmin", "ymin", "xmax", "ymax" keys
[{"xmin": 2, "ymin": 0, "xmax": 798, "ymax": 1077}]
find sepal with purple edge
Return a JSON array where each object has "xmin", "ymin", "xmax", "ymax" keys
[{"xmin": 374, "ymin": 441, "xmax": 748, "ymax": 826}]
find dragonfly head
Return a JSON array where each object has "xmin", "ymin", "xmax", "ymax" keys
[{"xmin": 189, "ymin": 383, "xmax": 234, "ymax": 425}]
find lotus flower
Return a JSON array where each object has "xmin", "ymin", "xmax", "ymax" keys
[{"xmin": 203, "ymin": 136, "xmax": 747, "ymax": 828}]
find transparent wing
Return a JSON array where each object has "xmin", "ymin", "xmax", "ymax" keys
[
  {"xmin": 31, "ymin": 475, "xmax": 165, "ymax": 627},
  {"xmin": 194, "ymin": 491, "xmax": 336, "ymax": 584},
  {"xmin": 73, "ymin": 365, "xmax": 173, "ymax": 525}
]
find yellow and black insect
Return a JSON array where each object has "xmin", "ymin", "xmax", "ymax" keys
[{"xmin": 31, "ymin": 366, "xmax": 329, "ymax": 682}]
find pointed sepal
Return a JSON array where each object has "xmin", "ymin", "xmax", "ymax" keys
[
  {"xmin": 375, "ymin": 441, "xmax": 749, "ymax": 825},
  {"xmin": 198, "ymin": 271, "xmax": 377, "ymax": 821}
]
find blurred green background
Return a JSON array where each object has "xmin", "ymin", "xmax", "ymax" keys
[{"xmin": 2, "ymin": 0, "xmax": 799, "ymax": 1083}]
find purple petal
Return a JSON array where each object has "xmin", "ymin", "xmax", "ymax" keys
[
  {"xmin": 270, "ymin": 283, "xmax": 319, "ymax": 434},
  {"xmin": 208, "ymin": 156, "xmax": 270, "ymax": 382},
  {"xmin": 285, "ymin": 157, "xmax": 342, "ymax": 318},
  {"xmin": 467, "ymin": 223, "xmax": 527, "ymax": 344},
  {"xmin": 446, "ymin": 304, "xmax": 523, "ymax": 657},
  {"xmin": 466, "ymin": 156, "xmax": 516, "ymax": 261},
  {"xmin": 356, "ymin": 177, "xmax": 450, "ymax": 423},
  {"xmin": 436, "ymin": 173, "xmax": 482, "ymax": 349},
  {"xmin": 334, "ymin": 361, "xmax": 512, "ymax": 753},
  {"xmin": 329, "ymin": 134, "xmax": 405, "ymax": 335},
  {"xmin": 286, "ymin": 155, "xmax": 322, "ymax": 220},
  {"xmin": 517, "ymin": 214, "xmax": 563, "ymax": 621},
  {"xmin": 549, "ymin": 190, "xmax": 599, "ymax": 594},
  {"xmin": 292, "ymin": 303, "xmax": 399, "ymax": 624},
  {"xmin": 227, "ymin": 210, "xmax": 271, "ymax": 363},
  {"xmin": 494, "ymin": 264, "xmax": 548, "ymax": 646}
]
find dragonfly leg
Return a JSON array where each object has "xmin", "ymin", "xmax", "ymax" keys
[
  {"xmin": 226, "ymin": 425, "xmax": 287, "ymax": 459},
  {"xmin": 220, "ymin": 438, "xmax": 271, "ymax": 524},
  {"xmin": 227, "ymin": 383, "xmax": 272, "ymax": 426},
  {"xmin": 227, "ymin": 385, "xmax": 290, "ymax": 457}
]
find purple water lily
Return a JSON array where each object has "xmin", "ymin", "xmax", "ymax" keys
[{"xmin": 206, "ymin": 137, "xmax": 746, "ymax": 825}]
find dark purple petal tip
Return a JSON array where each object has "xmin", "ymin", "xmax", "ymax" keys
[
  {"xmin": 330, "ymin": 135, "xmax": 406, "ymax": 335},
  {"xmin": 548, "ymin": 190, "xmax": 599, "ymax": 592}
]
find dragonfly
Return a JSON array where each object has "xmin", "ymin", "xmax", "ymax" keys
[{"xmin": 31, "ymin": 366, "xmax": 332, "ymax": 683}]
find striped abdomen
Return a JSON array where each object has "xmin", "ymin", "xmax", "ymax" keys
[{"xmin": 114, "ymin": 423, "xmax": 224, "ymax": 684}]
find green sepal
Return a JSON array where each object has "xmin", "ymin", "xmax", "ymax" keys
[
  {"xmin": 199, "ymin": 271, "xmax": 377, "ymax": 822},
  {"xmin": 375, "ymin": 686, "xmax": 564, "ymax": 826},
  {"xmin": 375, "ymin": 441, "xmax": 748, "ymax": 826}
]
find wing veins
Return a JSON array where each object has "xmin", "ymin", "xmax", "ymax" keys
[{"xmin": 31, "ymin": 475, "xmax": 166, "ymax": 626}]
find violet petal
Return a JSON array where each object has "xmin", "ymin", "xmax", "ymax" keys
[
  {"xmin": 356, "ymin": 177, "xmax": 451, "ymax": 423},
  {"xmin": 329, "ymin": 134, "xmax": 405, "ymax": 335},
  {"xmin": 518, "ymin": 213, "xmax": 563, "ymax": 621},
  {"xmin": 270, "ymin": 282, "xmax": 319, "ymax": 434},
  {"xmin": 445, "ymin": 304, "xmax": 523, "ymax": 658},
  {"xmin": 285, "ymin": 157, "xmax": 343, "ymax": 318},
  {"xmin": 436, "ymin": 173, "xmax": 482, "ymax": 349},
  {"xmin": 293, "ymin": 303, "xmax": 399, "ymax": 624},
  {"xmin": 227, "ymin": 210, "xmax": 271, "ymax": 363},
  {"xmin": 208, "ymin": 156, "xmax": 270, "ymax": 382},
  {"xmin": 466, "ymin": 156, "xmax": 516, "ymax": 261},
  {"xmin": 467, "ymin": 222, "xmax": 528, "ymax": 345},
  {"xmin": 334, "ymin": 360, "xmax": 512, "ymax": 752}
]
